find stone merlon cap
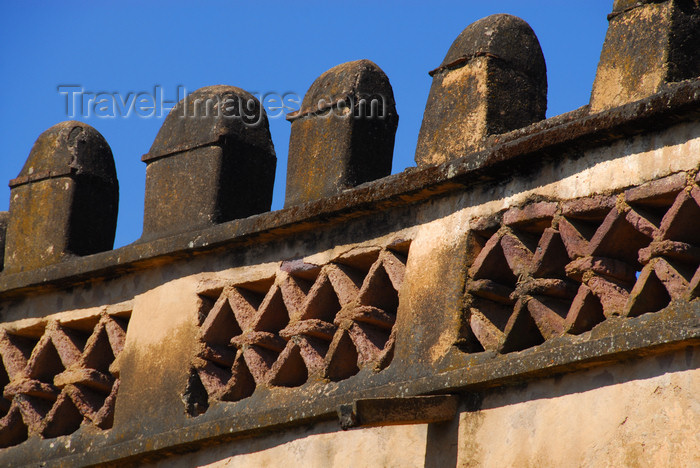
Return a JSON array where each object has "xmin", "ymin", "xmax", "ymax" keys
[
  {"xmin": 143, "ymin": 85, "xmax": 274, "ymax": 162},
  {"xmin": 612, "ymin": 0, "xmax": 668, "ymax": 14},
  {"xmin": 430, "ymin": 14, "xmax": 546, "ymax": 81},
  {"xmin": 287, "ymin": 59, "xmax": 397, "ymax": 121},
  {"xmin": 9, "ymin": 121, "xmax": 117, "ymax": 188}
]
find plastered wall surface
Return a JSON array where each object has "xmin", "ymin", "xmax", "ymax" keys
[
  {"xmin": 457, "ymin": 347, "xmax": 700, "ymax": 468},
  {"xmin": 139, "ymin": 347, "xmax": 698, "ymax": 468}
]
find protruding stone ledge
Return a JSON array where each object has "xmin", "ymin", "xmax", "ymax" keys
[
  {"xmin": 3, "ymin": 121, "xmax": 118, "ymax": 274},
  {"xmin": 338, "ymin": 395, "xmax": 458, "ymax": 429},
  {"xmin": 141, "ymin": 85, "xmax": 277, "ymax": 240},
  {"xmin": 415, "ymin": 14, "xmax": 547, "ymax": 166},
  {"xmin": 591, "ymin": 0, "xmax": 700, "ymax": 111},
  {"xmin": 285, "ymin": 60, "xmax": 399, "ymax": 207}
]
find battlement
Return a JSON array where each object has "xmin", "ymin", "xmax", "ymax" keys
[{"xmin": 0, "ymin": 3, "xmax": 699, "ymax": 466}]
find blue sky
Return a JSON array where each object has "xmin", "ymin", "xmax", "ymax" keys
[{"xmin": 0, "ymin": 1, "xmax": 612, "ymax": 248}]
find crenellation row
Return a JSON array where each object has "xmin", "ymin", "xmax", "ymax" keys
[{"xmin": 1, "ymin": 2, "xmax": 698, "ymax": 274}]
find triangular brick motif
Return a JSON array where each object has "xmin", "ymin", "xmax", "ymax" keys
[
  {"xmin": 358, "ymin": 262, "xmax": 399, "ymax": 313},
  {"xmin": 564, "ymin": 285, "xmax": 605, "ymax": 334},
  {"xmin": 526, "ymin": 296, "xmax": 567, "ymax": 340},
  {"xmin": 46, "ymin": 323, "xmax": 86, "ymax": 369},
  {"xmin": 374, "ymin": 326, "xmax": 398, "ymax": 371},
  {"xmin": 0, "ymin": 310, "xmax": 131, "ymax": 448},
  {"xmin": 0, "ymin": 403, "xmax": 27, "ymax": 448},
  {"xmin": 469, "ymin": 232, "xmax": 518, "ymax": 286},
  {"xmin": 25, "ymin": 335, "xmax": 66, "ymax": 384},
  {"xmin": 652, "ymin": 257, "xmax": 693, "ymax": 299},
  {"xmin": 267, "ymin": 342, "xmax": 307, "ymax": 387},
  {"xmin": 469, "ymin": 303, "xmax": 509, "ymax": 351},
  {"xmin": 326, "ymin": 264, "xmax": 364, "ymax": 306},
  {"xmin": 301, "ymin": 272, "xmax": 341, "ymax": 322},
  {"xmin": 558, "ymin": 217, "xmax": 598, "ymax": 259},
  {"xmin": 40, "ymin": 391, "xmax": 82, "ymax": 439},
  {"xmin": 348, "ymin": 322, "xmax": 391, "ymax": 366},
  {"xmin": 15, "ymin": 394, "xmax": 53, "ymax": 436},
  {"xmin": 379, "ymin": 250, "xmax": 408, "ymax": 291},
  {"xmin": 324, "ymin": 330, "xmax": 359, "ymax": 381},
  {"xmin": 588, "ymin": 209, "xmax": 653, "ymax": 266},
  {"xmin": 294, "ymin": 334, "xmax": 331, "ymax": 377},
  {"xmin": 658, "ymin": 188, "xmax": 700, "ymax": 244},
  {"xmin": 241, "ymin": 345, "xmax": 279, "ymax": 384},
  {"xmin": 500, "ymin": 232, "xmax": 535, "ymax": 277},
  {"xmin": 228, "ymin": 287, "xmax": 263, "ymax": 331},
  {"xmin": 104, "ymin": 315, "xmax": 128, "ymax": 359},
  {"xmin": 530, "ymin": 228, "xmax": 570, "ymax": 278},
  {"xmin": 190, "ymin": 244, "xmax": 410, "ymax": 414},
  {"xmin": 202, "ymin": 293, "xmax": 243, "ymax": 345},
  {"xmin": 625, "ymin": 266, "xmax": 672, "ymax": 317},
  {"xmin": 64, "ymin": 383, "xmax": 108, "ymax": 422},
  {"xmin": 463, "ymin": 182, "xmax": 699, "ymax": 355},
  {"xmin": 91, "ymin": 379, "xmax": 120, "ymax": 429},
  {"xmin": 499, "ymin": 299, "xmax": 543, "ymax": 353},
  {"xmin": 279, "ymin": 274, "xmax": 312, "ymax": 320},
  {"xmin": 586, "ymin": 275, "xmax": 631, "ymax": 317},
  {"xmin": 0, "ymin": 331, "xmax": 36, "ymax": 381},
  {"xmin": 251, "ymin": 286, "xmax": 289, "ymax": 333},
  {"xmin": 195, "ymin": 359, "xmax": 233, "ymax": 398},
  {"xmin": 80, "ymin": 321, "xmax": 115, "ymax": 373},
  {"xmin": 218, "ymin": 353, "xmax": 255, "ymax": 402}
]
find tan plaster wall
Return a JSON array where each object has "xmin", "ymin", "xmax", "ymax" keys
[
  {"xmin": 141, "ymin": 348, "xmax": 698, "ymax": 468},
  {"xmin": 457, "ymin": 347, "xmax": 700, "ymax": 468},
  {"xmin": 113, "ymin": 275, "xmax": 203, "ymax": 433},
  {"xmin": 144, "ymin": 421, "xmax": 429, "ymax": 468},
  {"xmin": 457, "ymin": 121, "xmax": 700, "ymax": 222}
]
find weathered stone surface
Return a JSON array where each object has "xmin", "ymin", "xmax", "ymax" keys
[
  {"xmin": 3, "ymin": 121, "xmax": 118, "ymax": 274},
  {"xmin": 591, "ymin": 0, "xmax": 700, "ymax": 111},
  {"xmin": 503, "ymin": 201, "xmax": 558, "ymax": 232},
  {"xmin": 415, "ymin": 14, "xmax": 547, "ymax": 166},
  {"xmin": 285, "ymin": 60, "xmax": 398, "ymax": 207},
  {"xmin": 142, "ymin": 85, "xmax": 276, "ymax": 240},
  {"xmin": 624, "ymin": 171, "xmax": 687, "ymax": 205},
  {"xmin": 338, "ymin": 395, "xmax": 457, "ymax": 429}
]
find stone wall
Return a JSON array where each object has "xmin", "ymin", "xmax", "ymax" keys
[{"xmin": 0, "ymin": 1, "xmax": 698, "ymax": 466}]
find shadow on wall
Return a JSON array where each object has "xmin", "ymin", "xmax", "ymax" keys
[{"xmin": 424, "ymin": 345, "xmax": 698, "ymax": 467}]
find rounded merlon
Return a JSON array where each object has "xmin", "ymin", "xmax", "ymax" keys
[
  {"xmin": 591, "ymin": 0, "xmax": 700, "ymax": 111},
  {"xmin": 415, "ymin": 14, "xmax": 547, "ymax": 166},
  {"xmin": 612, "ymin": 0, "xmax": 663, "ymax": 15},
  {"xmin": 290, "ymin": 59, "xmax": 397, "ymax": 121},
  {"xmin": 145, "ymin": 85, "xmax": 275, "ymax": 161},
  {"xmin": 11, "ymin": 121, "xmax": 118, "ymax": 187},
  {"xmin": 141, "ymin": 85, "xmax": 277, "ymax": 240},
  {"xmin": 436, "ymin": 14, "xmax": 547, "ymax": 82},
  {"xmin": 4, "ymin": 121, "xmax": 119, "ymax": 273},
  {"xmin": 285, "ymin": 60, "xmax": 399, "ymax": 207}
]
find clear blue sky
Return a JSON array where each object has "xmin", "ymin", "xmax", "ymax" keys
[{"xmin": 0, "ymin": 1, "xmax": 612, "ymax": 248}]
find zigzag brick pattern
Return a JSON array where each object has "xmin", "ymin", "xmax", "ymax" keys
[
  {"xmin": 463, "ymin": 171, "xmax": 700, "ymax": 353},
  {"xmin": 189, "ymin": 242, "xmax": 410, "ymax": 413},
  {"xmin": 0, "ymin": 311, "xmax": 130, "ymax": 447}
]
